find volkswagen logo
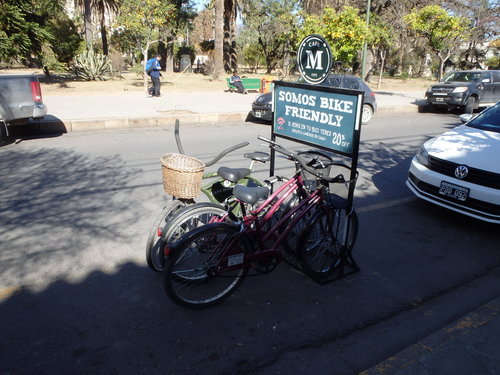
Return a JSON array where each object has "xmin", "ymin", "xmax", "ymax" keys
[{"xmin": 454, "ymin": 165, "xmax": 469, "ymax": 179}]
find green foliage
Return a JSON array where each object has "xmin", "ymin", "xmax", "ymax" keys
[
  {"xmin": 241, "ymin": 43, "xmax": 265, "ymax": 70},
  {"xmin": 298, "ymin": 6, "xmax": 367, "ymax": 65},
  {"xmin": 47, "ymin": 16, "xmax": 82, "ymax": 66},
  {"xmin": 241, "ymin": 0, "xmax": 300, "ymax": 73},
  {"xmin": 0, "ymin": 0, "xmax": 79, "ymax": 70},
  {"xmin": 74, "ymin": 48, "xmax": 112, "ymax": 80},
  {"xmin": 199, "ymin": 40, "xmax": 214, "ymax": 52},
  {"xmin": 175, "ymin": 45, "xmax": 196, "ymax": 62},
  {"xmin": 404, "ymin": 5, "xmax": 471, "ymax": 54},
  {"xmin": 486, "ymin": 56, "xmax": 500, "ymax": 70}
]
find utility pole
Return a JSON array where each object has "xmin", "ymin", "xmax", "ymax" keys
[{"xmin": 361, "ymin": 0, "xmax": 371, "ymax": 79}]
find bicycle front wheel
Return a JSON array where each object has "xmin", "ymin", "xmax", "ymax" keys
[
  {"xmin": 298, "ymin": 208, "xmax": 358, "ymax": 279},
  {"xmin": 163, "ymin": 223, "xmax": 251, "ymax": 309},
  {"xmin": 146, "ymin": 200, "xmax": 187, "ymax": 272}
]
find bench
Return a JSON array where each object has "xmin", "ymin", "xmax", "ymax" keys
[{"xmin": 226, "ymin": 78, "xmax": 262, "ymax": 93}]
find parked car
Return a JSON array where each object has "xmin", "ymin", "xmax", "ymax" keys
[
  {"xmin": 0, "ymin": 74, "xmax": 47, "ymax": 140},
  {"xmin": 425, "ymin": 70, "xmax": 500, "ymax": 113},
  {"xmin": 406, "ymin": 101, "xmax": 500, "ymax": 223},
  {"xmin": 251, "ymin": 74, "xmax": 377, "ymax": 124}
]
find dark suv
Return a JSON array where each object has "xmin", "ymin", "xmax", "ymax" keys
[{"xmin": 425, "ymin": 70, "xmax": 500, "ymax": 113}]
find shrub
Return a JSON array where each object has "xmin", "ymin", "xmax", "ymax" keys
[{"xmin": 74, "ymin": 48, "xmax": 112, "ymax": 80}]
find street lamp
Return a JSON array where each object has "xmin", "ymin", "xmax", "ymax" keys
[{"xmin": 361, "ymin": 0, "xmax": 371, "ymax": 79}]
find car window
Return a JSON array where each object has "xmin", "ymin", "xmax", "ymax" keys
[
  {"xmin": 467, "ymin": 103, "xmax": 500, "ymax": 133},
  {"xmin": 342, "ymin": 78, "xmax": 359, "ymax": 90},
  {"xmin": 324, "ymin": 76, "xmax": 342, "ymax": 87},
  {"xmin": 443, "ymin": 71, "xmax": 482, "ymax": 82}
]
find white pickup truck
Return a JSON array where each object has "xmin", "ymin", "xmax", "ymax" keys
[{"xmin": 0, "ymin": 74, "xmax": 47, "ymax": 139}]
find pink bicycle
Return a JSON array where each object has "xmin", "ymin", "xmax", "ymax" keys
[{"xmin": 163, "ymin": 136, "xmax": 359, "ymax": 309}]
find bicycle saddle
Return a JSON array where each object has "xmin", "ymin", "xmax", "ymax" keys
[
  {"xmin": 243, "ymin": 151, "xmax": 270, "ymax": 163},
  {"xmin": 217, "ymin": 167, "xmax": 251, "ymax": 183},
  {"xmin": 233, "ymin": 184, "xmax": 270, "ymax": 205}
]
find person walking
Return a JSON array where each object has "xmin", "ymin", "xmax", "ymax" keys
[{"xmin": 146, "ymin": 55, "xmax": 162, "ymax": 97}]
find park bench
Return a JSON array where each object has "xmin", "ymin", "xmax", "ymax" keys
[{"xmin": 225, "ymin": 78, "xmax": 262, "ymax": 93}]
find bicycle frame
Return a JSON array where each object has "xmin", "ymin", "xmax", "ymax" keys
[{"xmin": 213, "ymin": 170, "xmax": 328, "ymax": 271}]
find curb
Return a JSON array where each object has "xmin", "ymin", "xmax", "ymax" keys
[
  {"xmin": 359, "ymin": 296, "xmax": 500, "ymax": 375},
  {"xmin": 17, "ymin": 105, "xmax": 419, "ymax": 134}
]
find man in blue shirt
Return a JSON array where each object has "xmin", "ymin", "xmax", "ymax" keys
[{"xmin": 146, "ymin": 55, "xmax": 162, "ymax": 97}]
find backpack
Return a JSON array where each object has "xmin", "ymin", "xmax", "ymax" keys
[{"xmin": 146, "ymin": 58, "xmax": 155, "ymax": 75}]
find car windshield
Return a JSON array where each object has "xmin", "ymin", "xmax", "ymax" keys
[
  {"xmin": 443, "ymin": 71, "xmax": 482, "ymax": 83},
  {"xmin": 466, "ymin": 103, "xmax": 500, "ymax": 133}
]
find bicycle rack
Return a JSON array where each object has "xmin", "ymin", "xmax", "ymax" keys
[{"xmin": 268, "ymin": 80, "xmax": 363, "ymax": 285}]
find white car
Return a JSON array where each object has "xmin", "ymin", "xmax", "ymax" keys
[{"xmin": 407, "ymin": 102, "xmax": 500, "ymax": 223}]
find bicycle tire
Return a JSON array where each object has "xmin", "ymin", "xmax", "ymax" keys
[
  {"xmin": 163, "ymin": 223, "xmax": 251, "ymax": 309},
  {"xmin": 162, "ymin": 202, "xmax": 230, "ymax": 252},
  {"xmin": 146, "ymin": 200, "xmax": 187, "ymax": 272},
  {"xmin": 298, "ymin": 208, "xmax": 358, "ymax": 279}
]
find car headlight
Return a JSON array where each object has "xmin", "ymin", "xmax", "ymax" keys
[
  {"xmin": 415, "ymin": 145, "xmax": 429, "ymax": 166},
  {"xmin": 425, "ymin": 86, "xmax": 432, "ymax": 93},
  {"xmin": 452, "ymin": 86, "xmax": 468, "ymax": 93}
]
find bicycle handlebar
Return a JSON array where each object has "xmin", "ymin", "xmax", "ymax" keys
[
  {"xmin": 174, "ymin": 119, "xmax": 249, "ymax": 167},
  {"xmin": 258, "ymin": 135, "xmax": 354, "ymax": 184}
]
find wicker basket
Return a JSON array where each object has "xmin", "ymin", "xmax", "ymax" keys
[{"xmin": 160, "ymin": 153, "xmax": 205, "ymax": 199}]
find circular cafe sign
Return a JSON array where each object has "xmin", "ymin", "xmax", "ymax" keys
[{"xmin": 297, "ymin": 34, "xmax": 332, "ymax": 85}]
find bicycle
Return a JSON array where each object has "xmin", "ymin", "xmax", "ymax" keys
[
  {"xmin": 146, "ymin": 120, "xmax": 270, "ymax": 272},
  {"xmin": 162, "ymin": 136, "xmax": 359, "ymax": 309}
]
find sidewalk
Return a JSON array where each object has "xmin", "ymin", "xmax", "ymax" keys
[
  {"xmin": 361, "ymin": 296, "xmax": 500, "ymax": 375},
  {"xmin": 37, "ymin": 89, "xmax": 425, "ymax": 132}
]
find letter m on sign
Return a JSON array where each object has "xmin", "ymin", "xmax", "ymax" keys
[{"xmin": 305, "ymin": 50, "xmax": 323, "ymax": 70}]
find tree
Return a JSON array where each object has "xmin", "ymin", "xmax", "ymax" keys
[
  {"xmin": 0, "ymin": 0, "xmax": 80, "ymax": 71},
  {"xmin": 298, "ymin": 6, "xmax": 367, "ymax": 68},
  {"xmin": 405, "ymin": 5, "xmax": 471, "ymax": 81},
  {"xmin": 241, "ymin": 0, "xmax": 300, "ymax": 74},
  {"xmin": 96, "ymin": 0, "xmax": 121, "ymax": 55},
  {"xmin": 114, "ymin": 0, "xmax": 175, "ymax": 93},
  {"xmin": 213, "ymin": 0, "xmax": 224, "ymax": 78},
  {"xmin": 368, "ymin": 16, "xmax": 395, "ymax": 88}
]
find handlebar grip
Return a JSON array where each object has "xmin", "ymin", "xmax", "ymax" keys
[{"xmin": 204, "ymin": 141, "xmax": 250, "ymax": 167}]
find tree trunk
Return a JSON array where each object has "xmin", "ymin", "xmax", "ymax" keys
[
  {"xmin": 213, "ymin": 0, "xmax": 224, "ymax": 79},
  {"xmin": 84, "ymin": 0, "xmax": 93, "ymax": 45},
  {"xmin": 100, "ymin": 11, "xmax": 108, "ymax": 55},
  {"xmin": 377, "ymin": 49, "xmax": 386, "ymax": 89}
]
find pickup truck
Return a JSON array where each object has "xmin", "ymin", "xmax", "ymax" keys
[
  {"xmin": 0, "ymin": 74, "xmax": 47, "ymax": 139},
  {"xmin": 425, "ymin": 70, "xmax": 500, "ymax": 113}
]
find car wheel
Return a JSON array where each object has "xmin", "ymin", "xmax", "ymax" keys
[
  {"xmin": 464, "ymin": 97, "xmax": 476, "ymax": 114},
  {"xmin": 361, "ymin": 104, "xmax": 373, "ymax": 124}
]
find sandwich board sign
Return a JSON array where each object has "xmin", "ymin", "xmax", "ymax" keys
[
  {"xmin": 272, "ymin": 81, "xmax": 362, "ymax": 157},
  {"xmin": 272, "ymin": 34, "xmax": 362, "ymax": 158}
]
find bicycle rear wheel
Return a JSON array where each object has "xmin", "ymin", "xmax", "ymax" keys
[
  {"xmin": 161, "ymin": 201, "xmax": 229, "ymax": 251},
  {"xmin": 146, "ymin": 200, "xmax": 187, "ymax": 272},
  {"xmin": 163, "ymin": 223, "xmax": 251, "ymax": 309},
  {"xmin": 298, "ymin": 208, "xmax": 358, "ymax": 279}
]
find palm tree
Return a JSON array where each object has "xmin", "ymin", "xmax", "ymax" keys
[
  {"xmin": 95, "ymin": 0, "xmax": 121, "ymax": 55},
  {"xmin": 214, "ymin": 0, "xmax": 224, "ymax": 78},
  {"xmin": 75, "ymin": 0, "xmax": 120, "ymax": 53}
]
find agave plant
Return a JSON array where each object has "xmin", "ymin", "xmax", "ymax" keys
[{"xmin": 74, "ymin": 48, "xmax": 112, "ymax": 80}]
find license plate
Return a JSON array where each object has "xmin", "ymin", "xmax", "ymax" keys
[
  {"xmin": 435, "ymin": 97, "xmax": 444, "ymax": 102},
  {"xmin": 439, "ymin": 181, "xmax": 469, "ymax": 201},
  {"xmin": 254, "ymin": 111, "xmax": 262, "ymax": 118}
]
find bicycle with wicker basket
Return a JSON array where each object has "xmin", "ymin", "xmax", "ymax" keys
[
  {"xmin": 162, "ymin": 136, "xmax": 359, "ymax": 309},
  {"xmin": 146, "ymin": 120, "xmax": 270, "ymax": 272}
]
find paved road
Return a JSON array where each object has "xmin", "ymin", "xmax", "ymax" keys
[{"xmin": 1, "ymin": 113, "xmax": 499, "ymax": 374}]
